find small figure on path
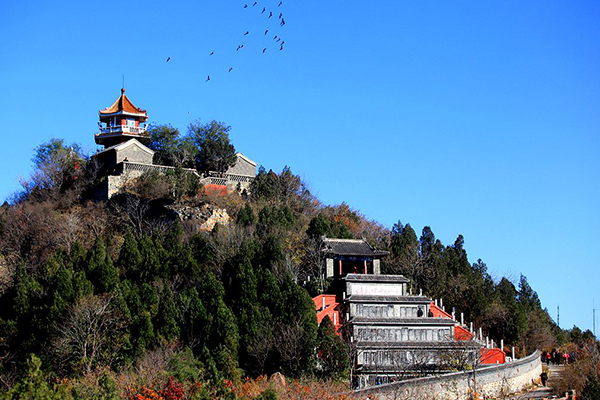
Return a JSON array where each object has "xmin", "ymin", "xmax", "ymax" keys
[{"xmin": 540, "ymin": 371, "xmax": 548, "ymax": 387}]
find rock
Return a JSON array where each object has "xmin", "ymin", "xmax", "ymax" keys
[
  {"xmin": 166, "ymin": 203, "xmax": 230, "ymax": 232},
  {"xmin": 269, "ymin": 372, "xmax": 286, "ymax": 391}
]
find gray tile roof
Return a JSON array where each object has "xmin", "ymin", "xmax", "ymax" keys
[
  {"xmin": 354, "ymin": 340, "xmax": 481, "ymax": 349},
  {"xmin": 346, "ymin": 295, "xmax": 430, "ymax": 304},
  {"xmin": 322, "ymin": 238, "xmax": 389, "ymax": 257},
  {"xmin": 351, "ymin": 317, "xmax": 456, "ymax": 326},
  {"xmin": 345, "ymin": 274, "xmax": 409, "ymax": 283}
]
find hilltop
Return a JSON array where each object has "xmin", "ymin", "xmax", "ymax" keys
[{"xmin": 0, "ymin": 127, "xmax": 596, "ymax": 399}]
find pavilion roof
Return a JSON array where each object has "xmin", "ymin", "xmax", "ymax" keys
[{"xmin": 99, "ymin": 88, "xmax": 147, "ymax": 117}]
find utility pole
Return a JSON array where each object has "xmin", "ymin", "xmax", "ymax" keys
[{"xmin": 594, "ymin": 300, "xmax": 599, "ymax": 339}]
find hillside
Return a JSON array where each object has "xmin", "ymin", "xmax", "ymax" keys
[{"xmin": 0, "ymin": 133, "xmax": 596, "ymax": 399}]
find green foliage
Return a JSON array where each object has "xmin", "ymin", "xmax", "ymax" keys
[
  {"xmin": 2, "ymin": 354, "xmax": 73, "ymax": 400},
  {"xmin": 188, "ymin": 120, "xmax": 236, "ymax": 173},
  {"xmin": 23, "ymin": 138, "xmax": 87, "ymax": 199},
  {"xmin": 255, "ymin": 388, "xmax": 278, "ymax": 400},
  {"xmin": 96, "ymin": 373, "xmax": 119, "ymax": 400},
  {"xmin": 146, "ymin": 124, "xmax": 198, "ymax": 168},
  {"xmin": 86, "ymin": 236, "xmax": 118, "ymax": 294},
  {"xmin": 316, "ymin": 316, "xmax": 348, "ymax": 380},
  {"xmin": 583, "ymin": 372, "xmax": 600, "ymax": 400},
  {"xmin": 236, "ymin": 203, "xmax": 256, "ymax": 227}
]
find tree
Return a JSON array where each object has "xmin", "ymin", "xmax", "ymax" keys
[
  {"xmin": 21, "ymin": 138, "xmax": 86, "ymax": 201},
  {"xmin": 53, "ymin": 294, "xmax": 126, "ymax": 373},
  {"xmin": 146, "ymin": 124, "xmax": 197, "ymax": 168},
  {"xmin": 316, "ymin": 316, "xmax": 348, "ymax": 380},
  {"xmin": 85, "ymin": 236, "xmax": 118, "ymax": 294},
  {"xmin": 188, "ymin": 120, "xmax": 236, "ymax": 174}
]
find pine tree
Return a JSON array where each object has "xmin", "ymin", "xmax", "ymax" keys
[
  {"xmin": 86, "ymin": 236, "xmax": 118, "ymax": 293},
  {"xmin": 118, "ymin": 232, "xmax": 142, "ymax": 279},
  {"xmin": 236, "ymin": 203, "xmax": 256, "ymax": 227},
  {"xmin": 316, "ymin": 316, "xmax": 348, "ymax": 380}
]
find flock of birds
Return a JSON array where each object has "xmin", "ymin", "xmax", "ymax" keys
[{"xmin": 165, "ymin": 1, "xmax": 288, "ymax": 83}]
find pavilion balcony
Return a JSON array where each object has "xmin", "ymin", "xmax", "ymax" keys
[{"xmin": 98, "ymin": 125, "xmax": 147, "ymax": 135}]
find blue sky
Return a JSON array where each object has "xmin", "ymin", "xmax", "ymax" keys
[{"xmin": 1, "ymin": 1, "xmax": 599, "ymax": 334}]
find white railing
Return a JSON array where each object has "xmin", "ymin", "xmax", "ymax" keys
[
  {"xmin": 119, "ymin": 163, "xmax": 252, "ymax": 187},
  {"xmin": 207, "ymin": 171, "xmax": 254, "ymax": 183},
  {"xmin": 98, "ymin": 125, "xmax": 147, "ymax": 135},
  {"xmin": 123, "ymin": 162, "xmax": 199, "ymax": 177}
]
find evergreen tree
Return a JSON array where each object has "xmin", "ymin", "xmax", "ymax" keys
[
  {"xmin": 156, "ymin": 287, "xmax": 180, "ymax": 341},
  {"xmin": 236, "ymin": 203, "xmax": 256, "ymax": 227},
  {"xmin": 118, "ymin": 232, "xmax": 142, "ymax": 279},
  {"xmin": 86, "ymin": 236, "xmax": 118, "ymax": 294},
  {"xmin": 316, "ymin": 316, "xmax": 348, "ymax": 380}
]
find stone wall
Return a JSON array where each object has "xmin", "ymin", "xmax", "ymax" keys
[
  {"xmin": 355, "ymin": 350, "xmax": 542, "ymax": 400},
  {"xmin": 107, "ymin": 170, "xmax": 144, "ymax": 198}
]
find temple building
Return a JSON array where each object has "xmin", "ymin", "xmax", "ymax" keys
[
  {"xmin": 313, "ymin": 237, "xmax": 499, "ymax": 389},
  {"xmin": 92, "ymin": 89, "xmax": 257, "ymax": 197},
  {"xmin": 323, "ymin": 238, "xmax": 388, "ymax": 278},
  {"xmin": 344, "ymin": 274, "xmax": 479, "ymax": 387}
]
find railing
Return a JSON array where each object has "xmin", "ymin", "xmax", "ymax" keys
[
  {"xmin": 207, "ymin": 171, "xmax": 254, "ymax": 183},
  {"xmin": 98, "ymin": 125, "xmax": 147, "ymax": 135},
  {"xmin": 123, "ymin": 162, "xmax": 199, "ymax": 177},
  {"xmin": 202, "ymin": 176, "xmax": 228, "ymax": 186},
  {"xmin": 119, "ymin": 163, "xmax": 252, "ymax": 187}
]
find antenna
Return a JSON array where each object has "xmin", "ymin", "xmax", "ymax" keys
[
  {"xmin": 557, "ymin": 304, "xmax": 560, "ymax": 328},
  {"xmin": 122, "ymin": 74, "xmax": 125, "ymax": 90}
]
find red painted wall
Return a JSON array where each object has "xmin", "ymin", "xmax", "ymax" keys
[
  {"xmin": 429, "ymin": 302, "xmax": 453, "ymax": 319},
  {"xmin": 481, "ymin": 348, "xmax": 506, "ymax": 364},
  {"xmin": 455, "ymin": 324, "xmax": 475, "ymax": 341},
  {"xmin": 313, "ymin": 294, "xmax": 342, "ymax": 334}
]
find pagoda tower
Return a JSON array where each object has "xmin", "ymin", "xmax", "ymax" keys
[{"xmin": 95, "ymin": 88, "xmax": 149, "ymax": 148}]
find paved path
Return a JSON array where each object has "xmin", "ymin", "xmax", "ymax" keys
[{"xmin": 505, "ymin": 365, "xmax": 564, "ymax": 400}]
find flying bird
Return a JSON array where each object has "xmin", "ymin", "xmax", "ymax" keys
[
  {"xmin": 278, "ymin": 1, "xmax": 283, "ymax": 6},
  {"xmin": 166, "ymin": 57, "xmax": 170, "ymax": 62},
  {"xmin": 264, "ymin": 29, "xmax": 268, "ymax": 35},
  {"xmin": 206, "ymin": 75, "xmax": 210, "ymax": 82},
  {"xmin": 276, "ymin": 37, "xmax": 281, "ymax": 42},
  {"xmin": 279, "ymin": 12, "xmax": 283, "ymax": 19},
  {"xmin": 262, "ymin": 7, "xmax": 266, "ymax": 13},
  {"xmin": 243, "ymin": 3, "xmax": 248, "ymax": 7},
  {"xmin": 280, "ymin": 18, "xmax": 285, "ymax": 26},
  {"xmin": 273, "ymin": 35, "xmax": 278, "ymax": 40},
  {"xmin": 269, "ymin": 11, "xmax": 272, "ymax": 18},
  {"xmin": 263, "ymin": 48, "xmax": 267, "ymax": 53},
  {"xmin": 209, "ymin": 51, "xmax": 214, "ymax": 55},
  {"xmin": 244, "ymin": 31, "xmax": 250, "ymax": 35},
  {"xmin": 280, "ymin": 45, "xmax": 284, "ymax": 51},
  {"xmin": 253, "ymin": 1, "xmax": 257, "ymax": 5},
  {"xmin": 236, "ymin": 44, "xmax": 244, "ymax": 51},
  {"xmin": 228, "ymin": 67, "xmax": 234, "ymax": 72}
]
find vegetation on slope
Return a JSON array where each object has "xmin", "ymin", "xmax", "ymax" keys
[{"xmin": 0, "ymin": 126, "xmax": 597, "ymax": 398}]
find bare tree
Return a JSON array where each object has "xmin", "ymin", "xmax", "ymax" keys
[
  {"xmin": 301, "ymin": 236, "xmax": 328, "ymax": 291},
  {"xmin": 246, "ymin": 322, "xmax": 274, "ymax": 375},
  {"xmin": 112, "ymin": 195, "xmax": 151, "ymax": 236},
  {"xmin": 54, "ymin": 294, "xmax": 126, "ymax": 373},
  {"xmin": 274, "ymin": 319, "xmax": 304, "ymax": 367}
]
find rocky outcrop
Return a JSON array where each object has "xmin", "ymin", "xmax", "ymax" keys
[{"xmin": 167, "ymin": 203, "xmax": 230, "ymax": 232}]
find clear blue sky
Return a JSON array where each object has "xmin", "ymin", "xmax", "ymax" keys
[{"xmin": 1, "ymin": 1, "xmax": 599, "ymax": 334}]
